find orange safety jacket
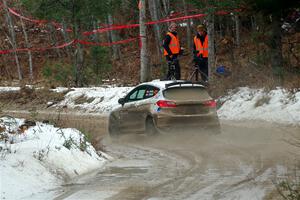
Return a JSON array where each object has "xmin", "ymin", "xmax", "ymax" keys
[
  {"xmin": 193, "ymin": 34, "xmax": 208, "ymax": 58},
  {"xmin": 163, "ymin": 32, "xmax": 180, "ymax": 56}
]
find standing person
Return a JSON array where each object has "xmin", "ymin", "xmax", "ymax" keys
[
  {"xmin": 193, "ymin": 24, "xmax": 209, "ymax": 82},
  {"xmin": 163, "ymin": 22, "xmax": 181, "ymax": 80}
]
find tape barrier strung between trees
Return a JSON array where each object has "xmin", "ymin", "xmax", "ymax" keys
[
  {"xmin": 8, "ymin": 7, "xmax": 48, "ymax": 24},
  {"xmin": 0, "ymin": 37, "xmax": 141, "ymax": 55},
  {"xmin": 83, "ymin": 13, "xmax": 206, "ymax": 36},
  {"xmin": 83, "ymin": 9, "xmax": 241, "ymax": 36},
  {"xmin": 77, "ymin": 37, "xmax": 140, "ymax": 46},
  {"xmin": 0, "ymin": 3, "xmax": 240, "ymax": 54},
  {"xmin": 1, "ymin": 5, "xmax": 72, "ymax": 32},
  {"xmin": 0, "ymin": 40, "xmax": 75, "ymax": 55},
  {"xmin": 1, "ymin": 3, "xmax": 240, "ymax": 36}
]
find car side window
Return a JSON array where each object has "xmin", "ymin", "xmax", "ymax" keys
[
  {"xmin": 125, "ymin": 85, "xmax": 159, "ymax": 103},
  {"xmin": 137, "ymin": 89, "xmax": 146, "ymax": 99},
  {"xmin": 126, "ymin": 86, "xmax": 146, "ymax": 102},
  {"xmin": 144, "ymin": 86, "xmax": 160, "ymax": 99},
  {"xmin": 129, "ymin": 90, "xmax": 138, "ymax": 100}
]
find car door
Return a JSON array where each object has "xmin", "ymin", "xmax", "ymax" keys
[
  {"xmin": 119, "ymin": 86, "xmax": 147, "ymax": 133},
  {"xmin": 119, "ymin": 85, "xmax": 159, "ymax": 133},
  {"xmin": 129, "ymin": 85, "xmax": 160, "ymax": 132}
]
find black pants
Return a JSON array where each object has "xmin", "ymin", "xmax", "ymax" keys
[
  {"xmin": 166, "ymin": 55, "xmax": 181, "ymax": 80},
  {"xmin": 194, "ymin": 57, "xmax": 208, "ymax": 82}
]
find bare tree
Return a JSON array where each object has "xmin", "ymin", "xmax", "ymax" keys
[
  {"xmin": 207, "ymin": 14, "xmax": 215, "ymax": 82},
  {"xmin": 270, "ymin": 14, "xmax": 284, "ymax": 85},
  {"xmin": 107, "ymin": 14, "xmax": 121, "ymax": 60},
  {"xmin": 161, "ymin": 0, "xmax": 170, "ymax": 18},
  {"xmin": 148, "ymin": 0, "xmax": 162, "ymax": 57},
  {"xmin": 182, "ymin": 0, "xmax": 192, "ymax": 51},
  {"xmin": 73, "ymin": 23, "xmax": 84, "ymax": 87},
  {"xmin": 139, "ymin": 0, "xmax": 150, "ymax": 82},
  {"xmin": 3, "ymin": 0, "xmax": 23, "ymax": 80},
  {"xmin": 61, "ymin": 19, "xmax": 72, "ymax": 56},
  {"xmin": 20, "ymin": 18, "xmax": 33, "ymax": 82},
  {"xmin": 234, "ymin": 14, "xmax": 240, "ymax": 48},
  {"xmin": 48, "ymin": 23, "xmax": 62, "ymax": 58}
]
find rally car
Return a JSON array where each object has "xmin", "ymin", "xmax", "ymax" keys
[{"xmin": 108, "ymin": 80, "xmax": 220, "ymax": 136}]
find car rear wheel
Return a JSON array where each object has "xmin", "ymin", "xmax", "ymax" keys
[{"xmin": 145, "ymin": 117, "xmax": 159, "ymax": 135}]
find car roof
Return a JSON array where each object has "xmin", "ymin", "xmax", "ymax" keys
[{"xmin": 139, "ymin": 80, "xmax": 205, "ymax": 89}]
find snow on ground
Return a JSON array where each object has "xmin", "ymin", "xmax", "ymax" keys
[
  {"xmin": 53, "ymin": 86, "xmax": 132, "ymax": 113},
  {"xmin": 51, "ymin": 86, "xmax": 300, "ymax": 125},
  {"xmin": 0, "ymin": 87, "xmax": 20, "ymax": 92},
  {"xmin": 1, "ymin": 85, "xmax": 300, "ymax": 199},
  {"xmin": 0, "ymin": 116, "xmax": 108, "ymax": 200},
  {"xmin": 3, "ymin": 85, "xmax": 299, "ymax": 125},
  {"xmin": 218, "ymin": 87, "xmax": 300, "ymax": 125}
]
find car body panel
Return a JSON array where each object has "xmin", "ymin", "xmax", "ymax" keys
[{"xmin": 108, "ymin": 80, "xmax": 220, "ymax": 135}]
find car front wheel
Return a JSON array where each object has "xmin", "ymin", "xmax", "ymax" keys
[
  {"xmin": 145, "ymin": 116, "xmax": 159, "ymax": 135},
  {"xmin": 108, "ymin": 115, "xmax": 120, "ymax": 137}
]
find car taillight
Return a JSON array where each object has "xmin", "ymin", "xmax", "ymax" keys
[
  {"xmin": 204, "ymin": 100, "xmax": 216, "ymax": 108},
  {"xmin": 156, "ymin": 100, "xmax": 177, "ymax": 108}
]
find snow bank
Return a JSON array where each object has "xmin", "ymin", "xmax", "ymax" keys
[
  {"xmin": 54, "ymin": 86, "xmax": 300, "ymax": 125},
  {"xmin": 3, "ymin": 85, "xmax": 299, "ymax": 125},
  {"xmin": 0, "ymin": 117, "xmax": 107, "ymax": 200},
  {"xmin": 218, "ymin": 87, "xmax": 300, "ymax": 125},
  {"xmin": 0, "ymin": 87, "xmax": 20, "ymax": 92},
  {"xmin": 54, "ymin": 87, "xmax": 132, "ymax": 113},
  {"xmin": 52, "ymin": 86, "xmax": 300, "ymax": 125}
]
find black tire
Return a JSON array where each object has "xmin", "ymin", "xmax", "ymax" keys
[
  {"xmin": 108, "ymin": 115, "xmax": 120, "ymax": 137},
  {"xmin": 145, "ymin": 117, "xmax": 159, "ymax": 135}
]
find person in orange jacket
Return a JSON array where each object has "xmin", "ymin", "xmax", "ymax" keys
[
  {"xmin": 163, "ymin": 22, "xmax": 182, "ymax": 80},
  {"xmin": 193, "ymin": 24, "xmax": 209, "ymax": 82}
]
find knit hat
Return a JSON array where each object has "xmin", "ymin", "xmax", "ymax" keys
[
  {"xmin": 169, "ymin": 22, "xmax": 177, "ymax": 30},
  {"xmin": 197, "ymin": 24, "xmax": 206, "ymax": 31}
]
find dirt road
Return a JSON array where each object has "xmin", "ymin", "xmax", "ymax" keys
[{"xmin": 51, "ymin": 119, "xmax": 299, "ymax": 200}]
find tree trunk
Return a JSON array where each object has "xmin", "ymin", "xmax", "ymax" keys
[
  {"xmin": 61, "ymin": 19, "xmax": 72, "ymax": 56},
  {"xmin": 3, "ymin": 0, "xmax": 22, "ymax": 80},
  {"xmin": 20, "ymin": 18, "xmax": 33, "ymax": 82},
  {"xmin": 107, "ymin": 14, "xmax": 121, "ymax": 60},
  {"xmin": 251, "ymin": 15, "xmax": 257, "ymax": 32},
  {"xmin": 270, "ymin": 14, "xmax": 284, "ymax": 85},
  {"xmin": 148, "ymin": 0, "xmax": 162, "ymax": 57},
  {"xmin": 75, "ymin": 42, "xmax": 84, "ymax": 86},
  {"xmin": 234, "ymin": 14, "xmax": 240, "ymax": 48},
  {"xmin": 139, "ymin": 0, "xmax": 150, "ymax": 82},
  {"xmin": 73, "ymin": 20, "xmax": 84, "ymax": 87},
  {"xmin": 207, "ymin": 14, "xmax": 215, "ymax": 82},
  {"xmin": 48, "ymin": 23, "xmax": 62, "ymax": 58},
  {"xmin": 161, "ymin": 0, "xmax": 170, "ymax": 18},
  {"xmin": 218, "ymin": 16, "xmax": 224, "ymax": 38},
  {"xmin": 182, "ymin": 0, "xmax": 192, "ymax": 51}
]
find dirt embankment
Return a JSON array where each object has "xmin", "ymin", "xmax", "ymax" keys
[
  {"xmin": 0, "ymin": 87, "xmax": 66, "ymax": 110},
  {"xmin": 0, "ymin": 87, "xmax": 107, "ymax": 150}
]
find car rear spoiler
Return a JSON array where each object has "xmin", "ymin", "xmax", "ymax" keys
[{"xmin": 165, "ymin": 81, "xmax": 207, "ymax": 88}]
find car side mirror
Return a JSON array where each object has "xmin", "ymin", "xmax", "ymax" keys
[{"xmin": 118, "ymin": 98, "xmax": 125, "ymax": 106}]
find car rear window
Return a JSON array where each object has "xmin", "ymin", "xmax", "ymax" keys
[{"xmin": 163, "ymin": 86, "xmax": 210, "ymax": 101}]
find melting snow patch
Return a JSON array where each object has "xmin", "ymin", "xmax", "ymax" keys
[
  {"xmin": 0, "ymin": 116, "xmax": 107, "ymax": 200},
  {"xmin": 222, "ymin": 187, "xmax": 265, "ymax": 200},
  {"xmin": 55, "ymin": 87, "xmax": 132, "ymax": 113},
  {"xmin": 218, "ymin": 87, "xmax": 300, "ymax": 125}
]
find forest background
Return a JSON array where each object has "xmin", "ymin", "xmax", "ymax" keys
[{"xmin": 0, "ymin": 0, "xmax": 299, "ymax": 96}]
